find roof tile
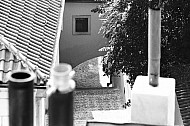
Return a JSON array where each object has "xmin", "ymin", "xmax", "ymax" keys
[
  {"xmin": 10, "ymin": 10, "xmax": 23, "ymax": 18},
  {"xmin": 6, "ymin": 23, "xmax": 19, "ymax": 31},
  {"xmin": 0, "ymin": 13, "xmax": 8, "ymax": 19},
  {"xmin": 12, "ymin": 0, "xmax": 24, "ymax": 6},
  {"xmin": 0, "ymin": 0, "xmax": 64, "ymax": 85},
  {"xmin": 25, "ymin": 3, "xmax": 37, "ymax": 11},
  {"xmin": 43, "ymin": 39, "xmax": 54, "ymax": 47},
  {"xmin": 0, "ymin": 49, "xmax": 5, "ymax": 61},
  {"xmin": 7, "ymin": 18, "xmax": 20, "ymax": 26},
  {"xmin": 15, "ymin": 47, "xmax": 27, "ymax": 55},
  {"xmin": 0, "ymin": 0, "xmax": 11, "ymax": 5},
  {"xmin": 0, "ymin": 61, "xmax": 5, "ymax": 71},
  {"xmin": 0, "ymin": 25, "xmax": 6, "ymax": 33},
  {"xmin": 0, "ymin": 16, "xmax": 8, "ymax": 23},
  {"xmin": 27, "ymin": 44, "xmax": 41, "ymax": 52},
  {"xmin": 19, "ymin": 25, "xmax": 32, "ymax": 34},
  {"xmin": 0, "ymin": 4, "xmax": 10, "ymax": 12},
  {"xmin": 0, "ymin": 45, "xmax": 28, "ymax": 83},
  {"xmin": 0, "ymin": 4, "xmax": 10, "ymax": 11},
  {"xmin": 17, "ymin": 35, "xmax": 30, "ymax": 44},
  {"xmin": 38, "ymin": 64, "xmax": 50, "ymax": 75},
  {"xmin": 41, "ymin": 55, "xmax": 52, "ymax": 63},
  {"xmin": 36, "ymin": 5, "xmax": 48, "ymax": 12},
  {"xmin": 41, "ymin": 48, "xmax": 53, "ymax": 56},
  {"xmin": 4, "ymin": 51, "xmax": 14, "ymax": 61},
  {"xmin": 4, "ymin": 35, "xmax": 17, "ymax": 44},
  {"xmin": 41, "ymin": 51, "xmax": 53, "ymax": 61},
  {"xmin": 16, "ymin": 42, "xmax": 28, "ymax": 51},
  {"xmin": 39, "ymin": 58, "xmax": 52, "ymax": 67},
  {"xmin": 27, "ymin": 54, "xmax": 39, "ymax": 63},
  {"xmin": 4, "ymin": 29, "xmax": 18, "ymax": 38}
]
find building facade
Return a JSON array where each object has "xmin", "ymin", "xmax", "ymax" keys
[{"xmin": 60, "ymin": 0, "xmax": 107, "ymax": 67}]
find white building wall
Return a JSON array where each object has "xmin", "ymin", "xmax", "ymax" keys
[{"xmin": 59, "ymin": 2, "xmax": 107, "ymax": 67}]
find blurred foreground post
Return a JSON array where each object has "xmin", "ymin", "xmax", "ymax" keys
[
  {"xmin": 8, "ymin": 70, "xmax": 35, "ymax": 126},
  {"xmin": 48, "ymin": 63, "xmax": 75, "ymax": 126}
]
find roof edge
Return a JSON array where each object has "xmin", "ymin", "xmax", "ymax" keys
[
  {"xmin": 66, "ymin": 0, "xmax": 105, "ymax": 3},
  {"xmin": 51, "ymin": 0, "xmax": 66, "ymax": 73},
  {"xmin": 0, "ymin": 35, "xmax": 48, "ymax": 83}
]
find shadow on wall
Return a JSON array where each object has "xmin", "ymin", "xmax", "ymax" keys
[{"xmin": 59, "ymin": 41, "xmax": 106, "ymax": 68}]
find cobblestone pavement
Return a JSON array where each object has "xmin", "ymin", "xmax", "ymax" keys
[
  {"xmin": 73, "ymin": 57, "xmax": 103, "ymax": 88},
  {"xmin": 45, "ymin": 57, "xmax": 125, "ymax": 126}
]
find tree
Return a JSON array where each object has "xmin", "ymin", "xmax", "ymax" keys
[{"xmin": 92, "ymin": 0, "xmax": 190, "ymax": 86}]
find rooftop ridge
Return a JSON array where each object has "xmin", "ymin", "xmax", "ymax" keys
[{"xmin": 0, "ymin": 35, "xmax": 48, "ymax": 83}]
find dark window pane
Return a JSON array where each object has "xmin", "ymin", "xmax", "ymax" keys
[{"xmin": 75, "ymin": 18, "xmax": 88, "ymax": 32}]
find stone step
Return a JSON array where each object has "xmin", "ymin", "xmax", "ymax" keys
[{"xmin": 74, "ymin": 88, "xmax": 122, "ymax": 96}]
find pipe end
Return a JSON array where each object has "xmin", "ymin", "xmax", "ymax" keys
[{"xmin": 8, "ymin": 70, "xmax": 35, "ymax": 84}]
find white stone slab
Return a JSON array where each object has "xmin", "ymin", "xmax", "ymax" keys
[
  {"xmin": 131, "ymin": 76, "xmax": 175, "ymax": 125},
  {"xmin": 91, "ymin": 109, "xmax": 131, "ymax": 124}
]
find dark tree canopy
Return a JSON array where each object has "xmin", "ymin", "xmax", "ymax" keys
[{"xmin": 92, "ymin": 0, "xmax": 190, "ymax": 85}]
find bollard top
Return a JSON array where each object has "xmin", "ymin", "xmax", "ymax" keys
[
  {"xmin": 51, "ymin": 63, "xmax": 72, "ymax": 77},
  {"xmin": 8, "ymin": 70, "xmax": 35, "ymax": 85},
  {"xmin": 47, "ymin": 63, "xmax": 75, "ymax": 95}
]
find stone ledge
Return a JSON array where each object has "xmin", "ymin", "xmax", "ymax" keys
[{"xmin": 90, "ymin": 109, "xmax": 131, "ymax": 124}]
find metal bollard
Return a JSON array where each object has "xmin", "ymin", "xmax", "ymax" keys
[
  {"xmin": 8, "ymin": 70, "xmax": 35, "ymax": 126},
  {"xmin": 49, "ymin": 90, "xmax": 74, "ymax": 126},
  {"xmin": 48, "ymin": 63, "xmax": 75, "ymax": 126}
]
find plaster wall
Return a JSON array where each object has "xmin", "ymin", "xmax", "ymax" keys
[{"xmin": 59, "ymin": 2, "xmax": 107, "ymax": 67}]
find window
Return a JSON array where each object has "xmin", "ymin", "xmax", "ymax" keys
[{"xmin": 72, "ymin": 15, "xmax": 91, "ymax": 35}]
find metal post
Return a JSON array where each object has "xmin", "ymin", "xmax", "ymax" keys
[
  {"xmin": 48, "ymin": 63, "xmax": 75, "ymax": 126},
  {"xmin": 148, "ymin": 0, "xmax": 161, "ymax": 87},
  {"xmin": 49, "ymin": 90, "xmax": 74, "ymax": 126},
  {"xmin": 8, "ymin": 70, "xmax": 35, "ymax": 126}
]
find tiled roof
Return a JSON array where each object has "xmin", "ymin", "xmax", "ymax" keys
[
  {"xmin": 0, "ymin": 37, "xmax": 47, "ymax": 85},
  {"xmin": 0, "ymin": 0, "xmax": 64, "ymax": 85},
  {"xmin": 0, "ymin": 43, "xmax": 24, "ymax": 83}
]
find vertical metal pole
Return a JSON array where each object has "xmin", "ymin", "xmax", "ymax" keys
[
  {"xmin": 148, "ymin": 0, "xmax": 161, "ymax": 87},
  {"xmin": 8, "ymin": 70, "xmax": 35, "ymax": 126},
  {"xmin": 48, "ymin": 63, "xmax": 75, "ymax": 126}
]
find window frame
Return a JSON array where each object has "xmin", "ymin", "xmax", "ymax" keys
[{"xmin": 72, "ymin": 15, "xmax": 91, "ymax": 35}]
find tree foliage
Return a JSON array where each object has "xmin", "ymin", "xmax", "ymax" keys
[{"xmin": 92, "ymin": 0, "xmax": 190, "ymax": 85}]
